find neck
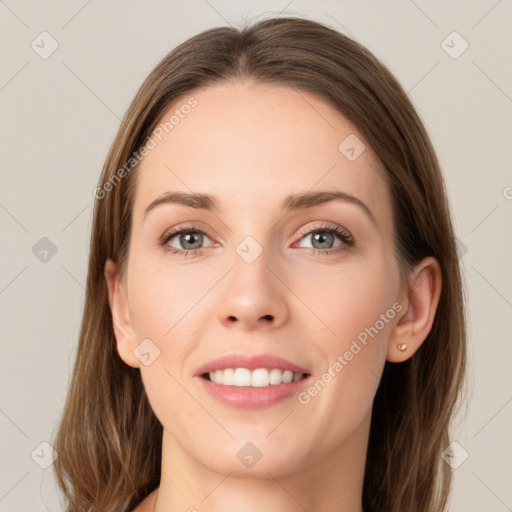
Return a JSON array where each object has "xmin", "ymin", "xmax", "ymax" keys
[{"xmin": 152, "ymin": 410, "xmax": 371, "ymax": 512}]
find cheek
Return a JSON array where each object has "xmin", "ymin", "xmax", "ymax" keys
[
  {"xmin": 292, "ymin": 256, "xmax": 398, "ymax": 345},
  {"xmin": 292, "ymin": 259, "xmax": 396, "ymax": 417},
  {"xmin": 125, "ymin": 260, "xmax": 212, "ymax": 436},
  {"xmin": 126, "ymin": 257, "xmax": 215, "ymax": 348}
]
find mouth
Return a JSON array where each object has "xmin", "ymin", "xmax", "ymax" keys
[
  {"xmin": 194, "ymin": 353, "xmax": 312, "ymax": 408},
  {"xmin": 200, "ymin": 368, "xmax": 310, "ymax": 387},
  {"xmin": 196, "ymin": 368, "xmax": 312, "ymax": 409}
]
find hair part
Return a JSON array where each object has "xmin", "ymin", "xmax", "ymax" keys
[{"xmin": 53, "ymin": 15, "xmax": 469, "ymax": 512}]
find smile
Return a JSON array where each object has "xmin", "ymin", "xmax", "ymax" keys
[{"xmin": 203, "ymin": 367, "xmax": 308, "ymax": 387}]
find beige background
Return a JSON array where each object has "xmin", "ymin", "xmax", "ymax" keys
[{"xmin": 0, "ymin": 1, "xmax": 511, "ymax": 510}]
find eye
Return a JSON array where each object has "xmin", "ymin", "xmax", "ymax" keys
[
  {"xmin": 294, "ymin": 223, "xmax": 354, "ymax": 255},
  {"xmin": 160, "ymin": 225, "xmax": 215, "ymax": 256},
  {"xmin": 159, "ymin": 222, "xmax": 354, "ymax": 257}
]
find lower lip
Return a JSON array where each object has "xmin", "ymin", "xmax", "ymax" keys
[{"xmin": 195, "ymin": 374, "xmax": 311, "ymax": 410}]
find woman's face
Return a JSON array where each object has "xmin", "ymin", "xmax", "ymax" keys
[{"xmin": 111, "ymin": 81, "xmax": 405, "ymax": 477}]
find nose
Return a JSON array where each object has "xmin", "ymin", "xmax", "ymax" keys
[{"xmin": 217, "ymin": 246, "xmax": 290, "ymax": 331}]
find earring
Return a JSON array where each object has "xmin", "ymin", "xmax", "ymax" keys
[{"xmin": 397, "ymin": 343, "xmax": 407, "ymax": 352}]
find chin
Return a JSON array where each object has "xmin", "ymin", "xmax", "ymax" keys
[{"xmin": 198, "ymin": 440, "xmax": 305, "ymax": 478}]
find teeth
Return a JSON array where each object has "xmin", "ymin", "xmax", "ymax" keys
[{"xmin": 208, "ymin": 368, "xmax": 305, "ymax": 387}]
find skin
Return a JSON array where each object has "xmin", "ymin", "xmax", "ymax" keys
[{"xmin": 105, "ymin": 81, "xmax": 442, "ymax": 512}]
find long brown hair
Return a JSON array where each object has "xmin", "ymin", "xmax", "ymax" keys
[{"xmin": 52, "ymin": 15, "xmax": 469, "ymax": 511}]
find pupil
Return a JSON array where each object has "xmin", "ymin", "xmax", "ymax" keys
[
  {"xmin": 313, "ymin": 232, "xmax": 333, "ymax": 249},
  {"xmin": 182, "ymin": 232, "xmax": 202, "ymax": 249}
]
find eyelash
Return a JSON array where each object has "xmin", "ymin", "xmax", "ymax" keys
[{"xmin": 159, "ymin": 223, "xmax": 354, "ymax": 258}]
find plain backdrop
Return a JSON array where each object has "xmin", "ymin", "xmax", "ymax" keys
[{"xmin": 0, "ymin": 1, "xmax": 511, "ymax": 510}]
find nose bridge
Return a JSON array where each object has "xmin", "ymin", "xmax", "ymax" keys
[
  {"xmin": 227, "ymin": 205, "xmax": 290, "ymax": 290},
  {"xmin": 216, "ymin": 230, "xmax": 289, "ymax": 328},
  {"xmin": 229, "ymin": 232, "xmax": 274, "ymax": 296},
  {"xmin": 221, "ymin": 201, "xmax": 275, "ymax": 272}
]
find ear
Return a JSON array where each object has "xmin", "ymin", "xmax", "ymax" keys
[
  {"xmin": 104, "ymin": 258, "xmax": 141, "ymax": 368},
  {"xmin": 387, "ymin": 256, "xmax": 442, "ymax": 362}
]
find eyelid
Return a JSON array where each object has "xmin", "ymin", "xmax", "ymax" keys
[
  {"xmin": 160, "ymin": 223, "xmax": 216, "ymax": 246},
  {"xmin": 296, "ymin": 221, "xmax": 351, "ymax": 238},
  {"xmin": 293, "ymin": 222, "xmax": 354, "ymax": 250}
]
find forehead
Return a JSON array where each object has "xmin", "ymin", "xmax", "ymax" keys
[{"xmin": 133, "ymin": 81, "xmax": 391, "ymax": 224}]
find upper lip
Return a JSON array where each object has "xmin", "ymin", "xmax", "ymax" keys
[{"xmin": 195, "ymin": 353, "xmax": 310, "ymax": 376}]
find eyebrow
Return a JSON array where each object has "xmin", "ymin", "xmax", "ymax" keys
[{"xmin": 143, "ymin": 190, "xmax": 376, "ymax": 226}]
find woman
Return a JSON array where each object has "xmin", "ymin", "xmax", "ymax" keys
[{"xmin": 53, "ymin": 15, "xmax": 468, "ymax": 512}]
